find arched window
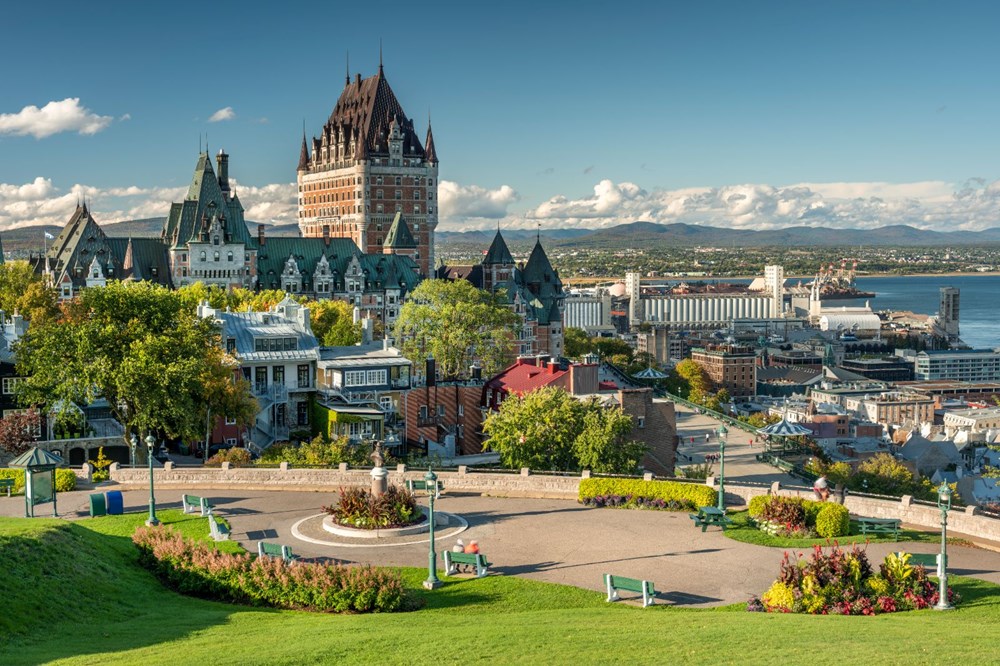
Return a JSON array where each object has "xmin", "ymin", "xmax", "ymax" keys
[
  {"xmin": 214, "ymin": 236, "xmax": 220, "ymax": 245},
  {"xmin": 214, "ymin": 252, "xmax": 220, "ymax": 262},
  {"xmin": 227, "ymin": 252, "xmax": 233, "ymax": 262},
  {"xmin": 200, "ymin": 251, "xmax": 206, "ymax": 261}
]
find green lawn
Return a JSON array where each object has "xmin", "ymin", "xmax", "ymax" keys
[
  {"xmin": 2, "ymin": 511, "xmax": 1000, "ymax": 665},
  {"xmin": 722, "ymin": 510, "xmax": 974, "ymax": 549}
]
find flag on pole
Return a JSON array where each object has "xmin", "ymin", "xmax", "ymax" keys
[{"xmin": 44, "ymin": 232, "xmax": 54, "ymax": 240}]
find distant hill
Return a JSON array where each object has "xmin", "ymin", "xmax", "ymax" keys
[
  {"xmin": 7, "ymin": 217, "xmax": 1000, "ymax": 257},
  {"xmin": 554, "ymin": 221, "xmax": 1000, "ymax": 248}
]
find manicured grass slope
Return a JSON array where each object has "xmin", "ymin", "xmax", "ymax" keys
[{"xmin": 2, "ymin": 513, "xmax": 999, "ymax": 665}]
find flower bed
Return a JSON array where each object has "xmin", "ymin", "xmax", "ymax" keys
[
  {"xmin": 578, "ymin": 478, "xmax": 716, "ymax": 510},
  {"xmin": 582, "ymin": 493, "xmax": 694, "ymax": 511},
  {"xmin": 748, "ymin": 495, "xmax": 849, "ymax": 538},
  {"xmin": 323, "ymin": 485, "xmax": 423, "ymax": 529},
  {"xmin": 748, "ymin": 545, "xmax": 956, "ymax": 615},
  {"xmin": 132, "ymin": 525, "xmax": 407, "ymax": 613}
]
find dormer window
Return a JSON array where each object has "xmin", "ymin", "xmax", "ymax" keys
[
  {"xmin": 200, "ymin": 251, "xmax": 206, "ymax": 261},
  {"xmin": 214, "ymin": 236, "xmax": 220, "ymax": 245}
]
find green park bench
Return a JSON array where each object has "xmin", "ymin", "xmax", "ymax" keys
[
  {"xmin": 182, "ymin": 493, "xmax": 214, "ymax": 517},
  {"xmin": 689, "ymin": 506, "xmax": 733, "ymax": 532},
  {"xmin": 0, "ymin": 478, "xmax": 14, "ymax": 497},
  {"xmin": 207, "ymin": 510, "xmax": 230, "ymax": 541},
  {"xmin": 407, "ymin": 478, "xmax": 443, "ymax": 499},
  {"xmin": 444, "ymin": 550, "xmax": 492, "ymax": 577},
  {"xmin": 258, "ymin": 541, "xmax": 300, "ymax": 563},
  {"xmin": 858, "ymin": 517, "xmax": 901, "ymax": 539},
  {"xmin": 604, "ymin": 574, "xmax": 655, "ymax": 607},
  {"xmin": 902, "ymin": 552, "xmax": 943, "ymax": 578}
]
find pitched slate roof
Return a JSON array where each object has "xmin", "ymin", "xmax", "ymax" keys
[
  {"xmin": 313, "ymin": 68, "xmax": 426, "ymax": 163},
  {"xmin": 161, "ymin": 152, "xmax": 253, "ymax": 249},
  {"xmin": 43, "ymin": 203, "xmax": 124, "ymax": 287},
  {"xmin": 384, "ymin": 212, "xmax": 416, "ymax": 249},
  {"xmin": 254, "ymin": 236, "xmax": 420, "ymax": 293},
  {"xmin": 298, "ymin": 132, "xmax": 309, "ymax": 171},
  {"xmin": 110, "ymin": 238, "xmax": 172, "ymax": 286},
  {"xmin": 482, "ymin": 230, "xmax": 514, "ymax": 266}
]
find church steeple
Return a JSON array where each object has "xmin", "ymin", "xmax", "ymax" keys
[{"xmin": 424, "ymin": 116, "xmax": 438, "ymax": 164}]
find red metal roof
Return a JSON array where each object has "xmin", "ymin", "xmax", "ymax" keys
[{"xmin": 487, "ymin": 358, "xmax": 567, "ymax": 396}]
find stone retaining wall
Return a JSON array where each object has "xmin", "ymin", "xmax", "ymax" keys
[{"xmin": 109, "ymin": 463, "xmax": 580, "ymax": 500}]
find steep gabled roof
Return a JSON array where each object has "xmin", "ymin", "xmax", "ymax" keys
[
  {"xmin": 384, "ymin": 212, "xmax": 416, "ymax": 249},
  {"xmin": 482, "ymin": 230, "xmax": 514, "ymax": 266},
  {"xmin": 321, "ymin": 68, "xmax": 425, "ymax": 160},
  {"xmin": 45, "ymin": 203, "xmax": 122, "ymax": 287},
  {"xmin": 161, "ymin": 152, "xmax": 252, "ymax": 249},
  {"xmin": 108, "ymin": 238, "xmax": 171, "ymax": 287},
  {"xmin": 298, "ymin": 132, "xmax": 309, "ymax": 171}
]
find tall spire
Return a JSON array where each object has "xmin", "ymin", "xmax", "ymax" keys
[
  {"xmin": 298, "ymin": 123, "xmax": 309, "ymax": 172},
  {"xmin": 345, "ymin": 51, "xmax": 350, "ymax": 87},
  {"xmin": 424, "ymin": 113, "xmax": 438, "ymax": 163},
  {"xmin": 378, "ymin": 38, "xmax": 383, "ymax": 75}
]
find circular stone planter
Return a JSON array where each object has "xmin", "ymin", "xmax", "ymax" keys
[{"xmin": 322, "ymin": 506, "xmax": 451, "ymax": 539}]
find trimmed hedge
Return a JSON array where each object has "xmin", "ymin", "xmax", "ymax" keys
[
  {"xmin": 579, "ymin": 478, "xmax": 716, "ymax": 510},
  {"xmin": 0, "ymin": 468, "xmax": 76, "ymax": 494},
  {"xmin": 816, "ymin": 504, "xmax": 851, "ymax": 538}
]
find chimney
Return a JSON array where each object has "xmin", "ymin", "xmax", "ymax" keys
[
  {"xmin": 216, "ymin": 149, "xmax": 230, "ymax": 195},
  {"xmin": 426, "ymin": 357, "xmax": 436, "ymax": 387},
  {"xmin": 323, "ymin": 225, "xmax": 331, "ymax": 247},
  {"xmin": 361, "ymin": 318, "xmax": 373, "ymax": 344},
  {"xmin": 549, "ymin": 361, "xmax": 559, "ymax": 375},
  {"xmin": 258, "ymin": 224, "xmax": 265, "ymax": 247},
  {"xmin": 298, "ymin": 306, "xmax": 311, "ymax": 334}
]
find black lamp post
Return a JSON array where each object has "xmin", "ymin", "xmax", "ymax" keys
[{"xmin": 145, "ymin": 434, "xmax": 159, "ymax": 527}]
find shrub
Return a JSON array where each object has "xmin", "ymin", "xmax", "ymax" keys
[
  {"xmin": 582, "ymin": 494, "xmax": 690, "ymax": 511},
  {"xmin": 578, "ymin": 478, "xmax": 716, "ymax": 510},
  {"xmin": 748, "ymin": 544, "xmax": 955, "ymax": 615},
  {"xmin": 206, "ymin": 447, "xmax": 252, "ymax": 467},
  {"xmin": 815, "ymin": 503, "xmax": 850, "ymax": 538},
  {"xmin": 759, "ymin": 496, "xmax": 806, "ymax": 528},
  {"xmin": 256, "ymin": 435, "xmax": 375, "ymax": 468},
  {"xmin": 132, "ymin": 525, "xmax": 407, "ymax": 613},
  {"xmin": 748, "ymin": 495, "xmax": 770, "ymax": 519},
  {"xmin": 90, "ymin": 447, "xmax": 112, "ymax": 482},
  {"xmin": 0, "ymin": 468, "xmax": 76, "ymax": 494},
  {"xmin": 323, "ymin": 485, "xmax": 422, "ymax": 529}
]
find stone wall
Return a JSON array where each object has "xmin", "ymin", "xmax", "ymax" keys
[{"xmin": 110, "ymin": 463, "xmax": 580, "ymax": 500}]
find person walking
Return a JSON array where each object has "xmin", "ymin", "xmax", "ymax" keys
[{"xmin": 813, "ymin": 475, "xmax": 830, "ymax": 502}]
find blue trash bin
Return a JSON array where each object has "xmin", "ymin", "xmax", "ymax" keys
[{"xmin": 105, "ymin": 490, "xmax": 124, "ymax": 515}]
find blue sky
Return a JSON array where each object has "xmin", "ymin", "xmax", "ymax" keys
[{"xmin": 3, "ymin": 0, "xmax": 1000, "ymax": 232}]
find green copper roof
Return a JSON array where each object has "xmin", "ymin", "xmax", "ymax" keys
[
  {"xmin": 482, "ymin": 230, "xmax": 514, "ymax": 266},
  {"xmin": 9, "ymin": 447, "xmax": 64, "ymax": 469},
  {"xmin": 162, "ymin": 152, "xmax": 253, "ymax": 249},
  {"xmin": 384, "ymin": 212, "xmax": 416, "ymax": 249}
]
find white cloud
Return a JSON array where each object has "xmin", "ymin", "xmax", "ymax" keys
[
  {"xmin": 0, "ymin": 98, "xmax": 113, "ymax": 139},
  {"xmin": 438, "ymin": 181, "xmax": 519, "ymax": 228},
  {"xmin": 208, "ymin": 107, "xmax": 236, "ymax": 123},
  {"xmin": 119, "ymin": 113, "xmax": 131, "ymax": 122},
  {"xmin": 503, "ymin": 178, "xmax": 1000, "ymax": 233}
]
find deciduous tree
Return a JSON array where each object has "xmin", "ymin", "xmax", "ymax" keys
[{"xmin": 394, "ymin": 279, "xmax": 520, "ymax": 379}]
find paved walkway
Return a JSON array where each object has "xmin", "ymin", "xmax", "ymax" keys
[
  {"xmin": 673, "ymin": 402, "xmax": 802, "ymax": 487},
  {"xmin": 5, "ymin": 485, "xmax": 1000, "ymax": 607}
]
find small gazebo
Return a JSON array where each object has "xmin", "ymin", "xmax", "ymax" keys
[
  {"xmin": 758, "ymin": 418, "xmax": 814, "ymax": 453},
  {"xmin": 9, "ymin": 447, "xmax": 64, "ymax": 518}
]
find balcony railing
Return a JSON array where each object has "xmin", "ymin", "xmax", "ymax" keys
[{"xmin": 417, "ymin": 415, "xmax": 440, "ymax": 427}]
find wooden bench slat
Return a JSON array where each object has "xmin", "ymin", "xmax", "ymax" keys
[{"xmin": 605, "ymin": 573, "xmax": 655, "ymax": 607}]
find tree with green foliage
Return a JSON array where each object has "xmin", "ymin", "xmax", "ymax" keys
[
  {"xmin": 672, "ymin": 358, "xmax": 711, "ymax": 401},
  {"xmin": 852, "ymin": 452, "xmax": 916, "ymax": 496},
  {"xmin": 16, "ymin": 282, "xmax": 257, "ymax": 451},
  {"xmin": 593, "ymin": 338, "xmax": 633, "ymax": 363},
  {"xmin": 0, "ymin": 261, "xmax": 60, "ymax": 324},
  {"xmin": 563, "ymin": 327, "xmax": 594, "ymax": 359},
  {"xmin": 483, "ymin": 386, "xmax": 646, "ymax": 473},
  {"xmin": 310, "ymin": 299, "xmax": 361, "ymax": 346},
  {"xmin": 394, "ymin": 279, "xmax": 520, "ymax": 379}
]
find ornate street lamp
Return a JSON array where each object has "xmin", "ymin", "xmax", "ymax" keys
[
  {"xmin": 422, "ymin": 466, "xmax": 441, "ymax": 590},
  {"xmin": 145, "ymin": 434, "xmax": 159, "ymax": 527},
  {"xmin": 935, "ymin": 482, "xmax": 953, "ymax": 611},
  {"xmin": 716, "ymin": 424, "xmax": 728, "ymax": 512},
  {"xmin": 129, "ymin": 433, "xmax": 137, "ymax": 469}
]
